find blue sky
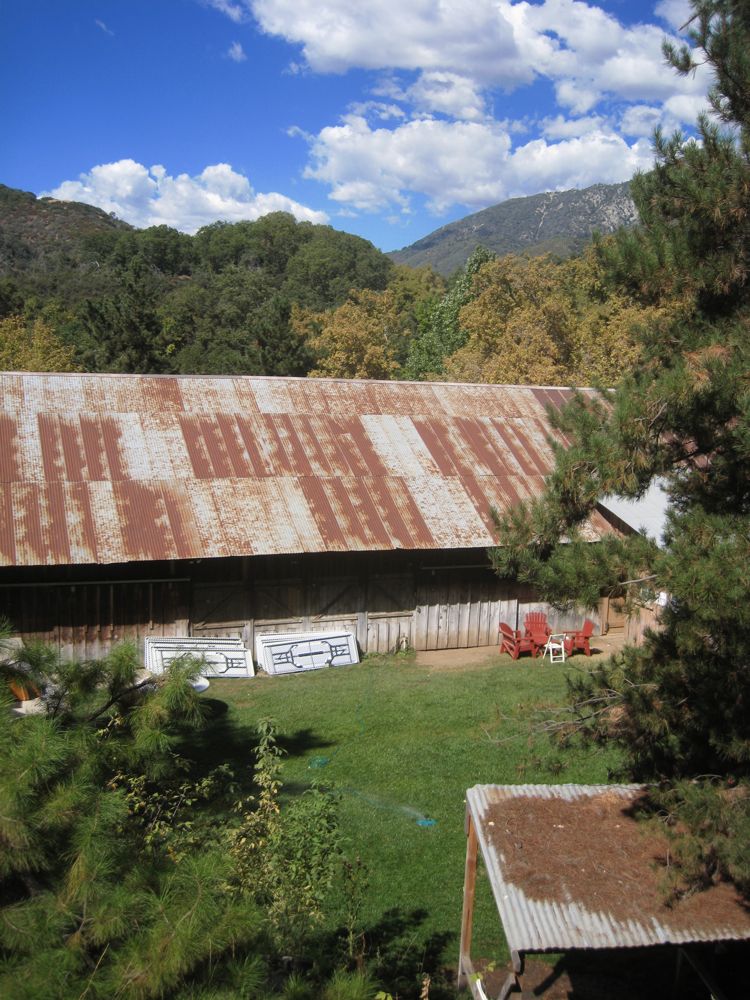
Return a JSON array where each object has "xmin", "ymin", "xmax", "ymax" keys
[{"xmin": 1, "ymin": 0, "xmax": 708, "ymax": 252}]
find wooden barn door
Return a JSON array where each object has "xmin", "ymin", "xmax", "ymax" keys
[
  {"xmin": 191, "ymin": 582, "xmax": 250, "ymax": 639},
  {"xmin": 414, "ymin": 574, "xmax": 516, "ymax": 650},
  {"xmin": 364, "ymin": 574, "xmax": 415, "ymax": 654}
]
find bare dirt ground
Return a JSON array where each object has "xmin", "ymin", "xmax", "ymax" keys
[{"xmin": 415, "ymin": 631, "xmax": 626, "ymax": 670}]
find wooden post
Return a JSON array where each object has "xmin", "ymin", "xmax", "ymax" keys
[{"xmin": 457, "ymin": 810, "xmax": 479, "ymax": 991}]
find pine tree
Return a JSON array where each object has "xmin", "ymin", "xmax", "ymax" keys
[
  {"xmin": 491, "ymin": 0, "xmax": 750, "ymax": 894},
  {"xmin": 0, "ymin": 635, "xmax": 265, "ymax": 998}
]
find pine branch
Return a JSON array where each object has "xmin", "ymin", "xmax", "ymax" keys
[{"xmin": 85, "ymin": 678, "xmax": 156, "ymax": 723}]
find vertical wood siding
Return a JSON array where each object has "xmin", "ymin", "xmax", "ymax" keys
[{"xmin": 0, "ymin": 549, "xmax": 602, "ymax": 659}]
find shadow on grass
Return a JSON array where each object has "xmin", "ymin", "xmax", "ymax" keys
[
  {"xmin": 309, "ymin": 907, "xmax": 457, "ymax": 1000},
  {"xmin": 176, "ymin": 698, "xmax": 336, "ymax": 794},
  {"xmin": 365, "ymin": 907, "xmax": 456, "ymax": 999}
]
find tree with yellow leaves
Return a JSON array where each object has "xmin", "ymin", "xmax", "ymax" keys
[
  {"xmin": 0, "ymin": 314, "xmax": 77, "ymax": 372},
  {"xmin": 305, "ymin": 288, "xmax": 403, "ymax": 379},
  {"xmin": 447, "ymin": 255, "xmax": 567, "ymax": 385},
  {"xmin": 443, "ymin": 247, "xmax": 656, "ymax": 387}
]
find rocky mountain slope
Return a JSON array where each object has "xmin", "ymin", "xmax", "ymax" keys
[{"xmin": 389, "ymin": 181, "xmax": 639, "ymax": 275}]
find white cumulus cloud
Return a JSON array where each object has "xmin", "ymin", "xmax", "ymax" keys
[
  {"xmin": 300, "ymin": 116, "xmax": 652, "ymax": 215},
  {"xmin": 655, "ymin": 0, "xmax": 693, "ymax": 32},
  {"xmin": 303, "ymin": 117, "xmax": 513, "ymax": 213},
  {"xmin": 541, "ymin": 114, "xmax": 607, "ymax": 139},
  {"xmin": 407, "ymin": 72, "xmax": 487, "ymax": 121},
  {"xmin": 43, "ymin": 160, "xmax": 328, "ymax": 233},
  {"xmin": 227, "ymin": 41, "xmax": 247, "ymax": 61},
  {"xmin": 250, "ymin": 0, "xmax": 528, "ymax": 83},
  {"xmin": 504, "ymin": 132, "xmax": 653, "ymax": 195},
  {"xmin": 205, "ymin": 0, "xmax": 247, "ymax": 23},
  {"xmin": 204, "ymin": 0, "xmax": 714, "ymax": 222},
  {"xmin": 246, "ymin": 0, "xmax": 710, "ymax": 115}
]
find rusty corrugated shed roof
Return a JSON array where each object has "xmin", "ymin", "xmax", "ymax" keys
[
  {"xmin": 466, "ymin": 784, "xmax": 750, "ymax": 954},
  {"xmin": 0, "ymin": 373, "xmax": 617, "ymax": 567}
]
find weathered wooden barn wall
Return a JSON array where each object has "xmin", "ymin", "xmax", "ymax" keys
[
  {"xmin": 0, "ymin": 548, "xmax": 599, "ymax": 661},
  {"xmin": 623, "ymin": 601, "xmax": 662, "ymax": 645}
]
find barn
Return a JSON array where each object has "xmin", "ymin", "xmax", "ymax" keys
[{"xmin": 0, "ymin": 372, "xmax": 631, "ymax": 661}]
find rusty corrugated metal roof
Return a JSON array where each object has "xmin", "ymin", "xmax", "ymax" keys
[
  {"xmin": 0, "ymin": 373, "xmax": 617, "ymax": 567},
  {"xmin": 466, "ymin": 784, "xmax": 750, "ymax": 954}
]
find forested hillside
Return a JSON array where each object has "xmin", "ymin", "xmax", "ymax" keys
[
  {"xmin": 0, "ymin": 187, "xmax": 412, "ymax": 376},
  {"xmin": 0, "ymin": 183, "xmax": 655, "ymax": 387}
]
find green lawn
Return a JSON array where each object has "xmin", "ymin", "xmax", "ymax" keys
[{"xmin": 203, "ymin": 651, "xmax": 622, "ymax": 983}]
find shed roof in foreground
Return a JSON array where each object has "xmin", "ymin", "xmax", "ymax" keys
[
  {"xmin": 0, "ymin": 372, "xmax": 619, "ymax": 567},
  {"xmin": 466, "ymin": 783, "xmax": 750, "ymax": 955}
]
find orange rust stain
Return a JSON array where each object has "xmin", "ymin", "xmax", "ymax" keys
[
  {"xmin": 215, "ymin": 414, "xmax": 251, "ymax": 477},
  {"xmin": 263, "ymin": 415, "xmax": 301, "ymax": 477},
  {"xmin": 38, "ymin": 414, "xmax": 66, "ymax": 482},
  {"xmin": 101, "ymin": 417, "xmax": 127, "ymax": 480},
  {"xmin": 0, "ymin": 485, "xmax": 16, "ymax": 565},
  {"xmin": 113, "ymin": 481, "xmax": 173, "ymax": 560},
  {"xmin": 198, "ymin": 418, "xmax": 235, "ymax": 478},
  {"xmin": 366, "ymin": 477, "xmax": 432, "ymax": 549},
  {"xmin": 328, "ymin": 478, "xmax": 389, "ymax": 548},
  {"xmin": 411, "ymin": 419, "xmax": 458, "ymax": 476},
  {"xmin": 460, "ymin": 474, "xmax": 520, "ymax": 534},
  {"xmin": 339, "ymin": 417, "xmax": 390, "ymax": 478},
  {"xmin": 180, "ymin": 416, "xmax": 214, "ymax": 478},
  {"xmin": 161, "ymin": 485, "xmax": 200, "ymax": 560},
  {"xmin": 274, "ymin": 415, "xmax": 315, "ymax": 477},
  {"xmin": 79, "ymin": 417, "xmax": 108, "ymax": 481},
  {"xmin": 17, "ymin": 485, "xmax": 47, "ymax": 566},
  {"xmin": 455, "ymin": 418, "xmax": 513, "ymax": 478},
  {"xmin": 67, "ymin": 483, "xmax": 99, "ymax": 562},
  {"xmin": 298, "ymin": 478, "xmax": 349, "ymax": 550},
  {"xmin": 490, "ymin": 420, "xmax": 539, "ymax": 477},
  {"xmin": 46, "ymin": 482, "xmax": 72, "ymax": 563},
  {"xmin": 59, "ymin": 419, "xmax": 87, "ymax": 482},
  {"xmin": 0, "ymin": 415, "xmax": 20, "ymax": 482},
  {"xmin": 142, "ymin": 376, "xmax": 183, "ymax": 412},
  {"xmin": 509, "ymin": 425, "xmax": 550, "ymax": 476},
  {"xmin": 291, "ymin": 417, "xmax": 337, "ymax": 476},
  {"xmin": 235, "ymin": 415, "xmax": 272, "ymax": 477}
]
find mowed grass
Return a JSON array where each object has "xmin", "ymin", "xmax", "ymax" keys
[{"xmin": 203, "ymin": 650, "xmax": 622, "ymax": 969}]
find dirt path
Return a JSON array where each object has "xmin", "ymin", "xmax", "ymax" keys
[{"xmin": 415, "ymin": 631, "xmax": 626, "ymax": 670}]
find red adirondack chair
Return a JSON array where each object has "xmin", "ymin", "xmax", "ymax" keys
[
  {"xmin": 569, "ymin": 619, "xmax": 595, "ymax": 656},
  {"xmin": 523, "ymin": 611, "xmax": 551, "ymax": 650},
  {"xmin": 499, "ymin": 622, "xmax": 537, "ymax": 659},
  {"xmin": 524, "ymin": 611, "xmax": 550, "ymax": 633}
]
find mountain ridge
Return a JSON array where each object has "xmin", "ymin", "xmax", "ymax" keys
[{"xmin": 389, "ymin": 181, "xmax": 639, "ymax": 275}]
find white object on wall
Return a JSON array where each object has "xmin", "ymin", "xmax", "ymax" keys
[
  {"xmin": 254, "ymin": 630, "xmax": 359, "ymax": 675},
  {"xmin": 145, "ymin": 636, "xmax": 254, "ymax": 678}
]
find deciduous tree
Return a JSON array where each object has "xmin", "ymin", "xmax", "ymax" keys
[
  {"xmin": 0, "ymin": 314, "xmax": 77, "ymax": 371},
  {"xmin": 307, "ymin": 289, "xmax": 402, "ymax": 379},
  {"xmin": 402, "ymin": 246, "xmax": 495, "ymax": 379}
]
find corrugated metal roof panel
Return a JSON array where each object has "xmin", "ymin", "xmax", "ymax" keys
[
  {"xmin": 466, "ymin": 784, "xmax": 750, "ymax": 954},
  {"xmin": 0, "ymin": 373, "xmax": 623, "ymax": 567}
]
